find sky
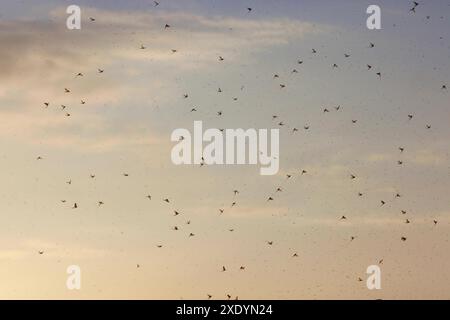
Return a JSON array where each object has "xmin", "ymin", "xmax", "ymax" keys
[{"xmin": 0, "ymin": 0, "xmax": 449, "ymax": 299}]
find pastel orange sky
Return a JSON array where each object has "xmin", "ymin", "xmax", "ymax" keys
[{"xmin": 0, "ymin": 0, "xmax": 449, "ymax": 299}]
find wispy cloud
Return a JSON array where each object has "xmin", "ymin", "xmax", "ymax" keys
[
  {"xmin": 0, "ymin": 237, "xmax": 111, "ymax": 260},
  {"xmin": 0, "ymin": 7, "xmax": 326, "ymax": 152}
]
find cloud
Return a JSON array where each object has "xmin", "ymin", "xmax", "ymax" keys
[
  {"xmin": 0, "ymin": 237, "xmax": 112, "ymax": 261},
  {"xmin": 0, "ymin": 7, "xmax": 324, "ymax": 83},
  {"xmin": 364, "ymin": 150, "xmax": 446, "ymax": 167},
  {"xmin": 366, "ymin": 153, "xmax": 394, "ymax": 163},
  {"xmin": 407, "ymin": 149, "xmax": 446, "ymax": 166},
  {"xmin": 299, "ymin": 215, "xmax": 450, "ymax": 227},
  {"xmin": 0, "ymin": 7, "xmax": 325, "ymax": 152}
]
